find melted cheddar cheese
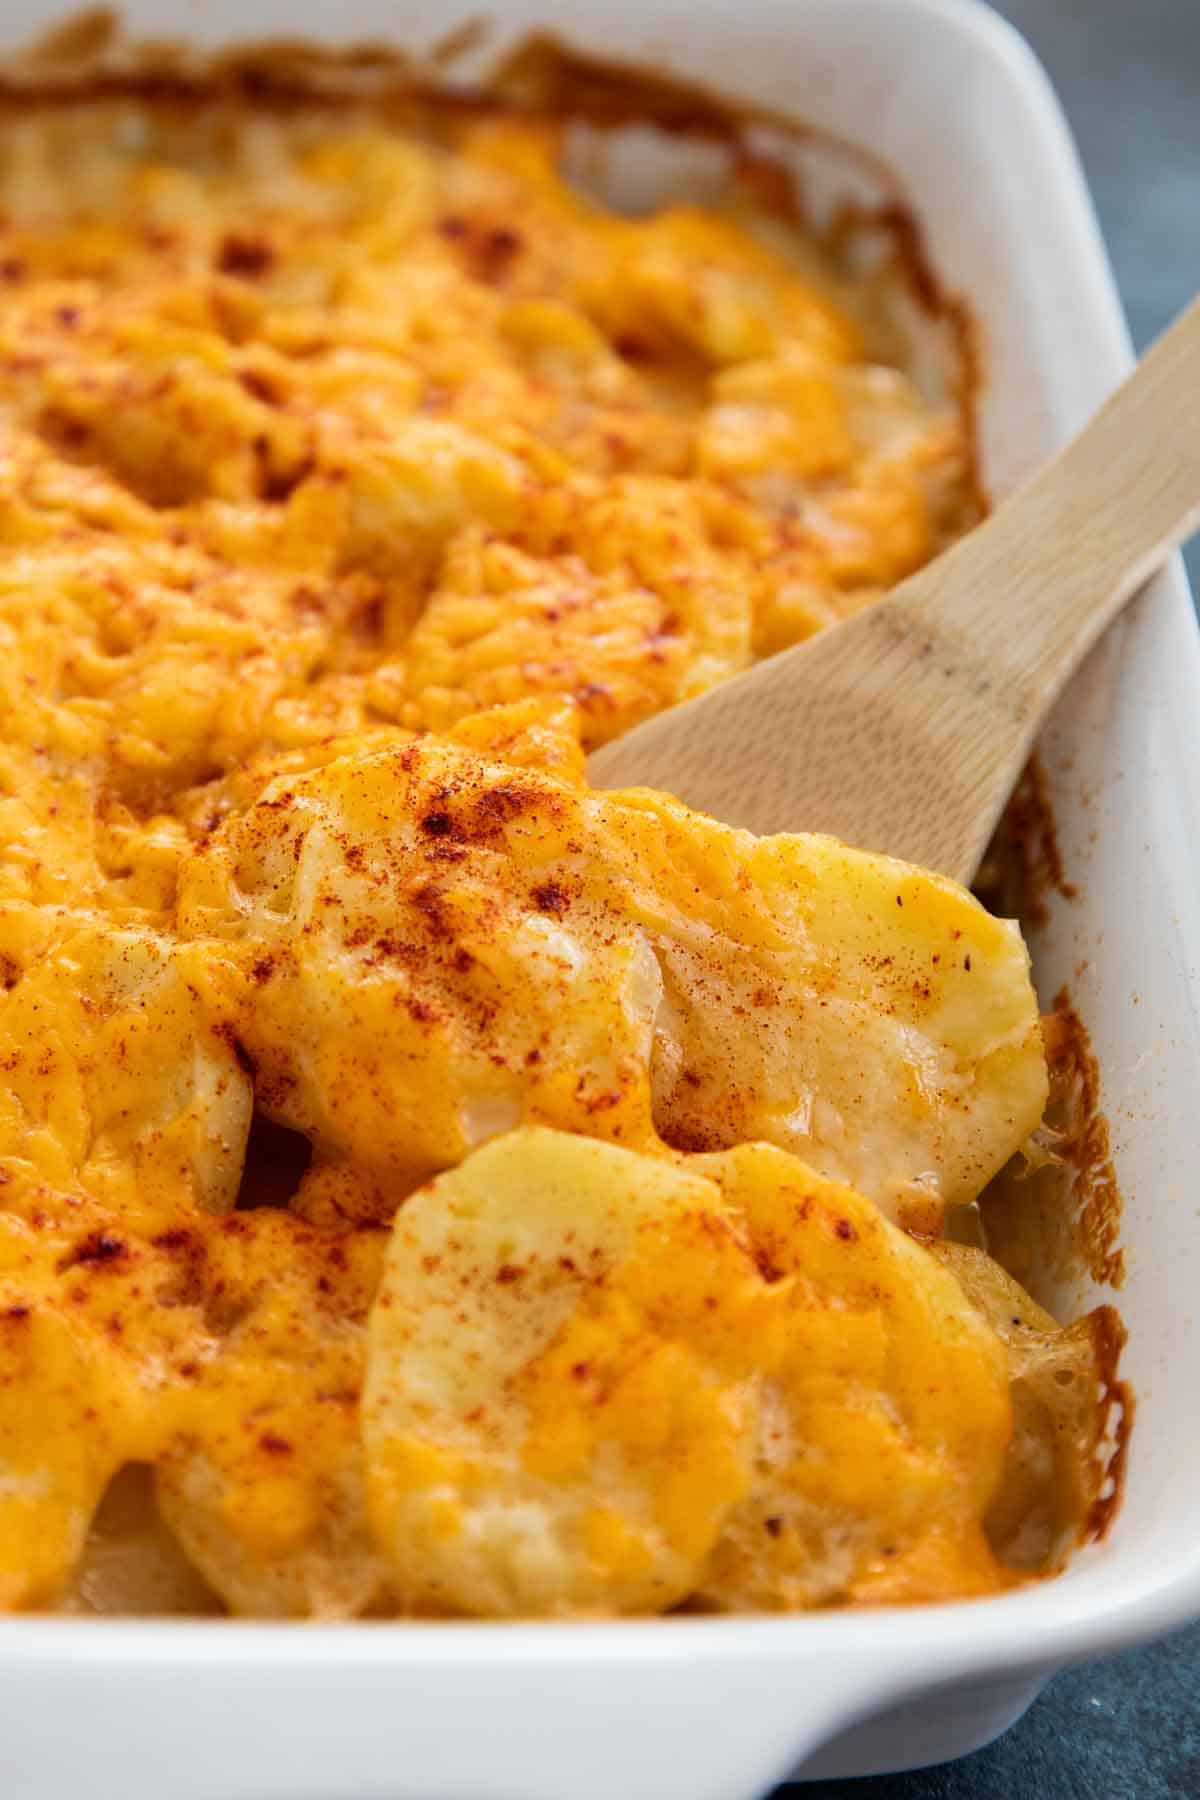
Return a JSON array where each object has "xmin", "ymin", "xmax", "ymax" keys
[
  {"xmin": 0, "ymin": 88, "xmax": 1110, "ymax": 1617},
  {"xmin": 176, "ymin": 721, "xmax": 1046, "ymax": 1225},
  {"xmin": 365, "ymin": 1129, "xmax": 1015, "ymax": 1616}
]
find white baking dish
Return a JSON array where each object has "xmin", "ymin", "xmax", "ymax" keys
[{"xmin": 1, "ymin": 1, "xmax": 1197, "ymax": 1794}]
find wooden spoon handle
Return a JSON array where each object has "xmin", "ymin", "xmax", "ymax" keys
[{"xmin": 899, "ymin": 293, "xmax": 1200, "ymax": 704}]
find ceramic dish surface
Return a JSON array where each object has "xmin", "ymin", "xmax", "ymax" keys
[{"xmin": 0, "ymin": 2, "xmax": 1197, "ymax": 1796}]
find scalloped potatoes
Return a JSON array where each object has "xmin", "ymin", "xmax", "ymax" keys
[{"xmin": 0, "ymin": 82, "xmax": 1118, "ymax": 1618}]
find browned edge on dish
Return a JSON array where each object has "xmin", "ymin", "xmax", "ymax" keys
[
  {"xmin": 1086, "ymin": 1302, "xmax": 1133, "ymax": 1544},
  {"xmin": 981, "ymin": 985, "xmax": 1126, "ymax": 1299},
  {"xmin": 1043, "ymin": 991, "xmax": 1127, "ymax": 1290},
  {"xmin": 978, "ymin": 752, "xmax": 1081, "ymax": 930}
]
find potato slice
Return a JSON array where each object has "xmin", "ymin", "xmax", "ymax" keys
[
  {"xmin": 0, "ymin": 1268, "xmax": 130, "ymax": 1609},
  {"xmin": 179, "ymin": 730, "xmax": 1045, "ymax": 1226},
  {"xmin": 0, "ymin": 1196, "xmax": 388, "ymax": 1618},
  {"xmin": 364, "ymin": 1128, "xmax": 1014, "ymax": 1617},
  {"xmin": 0, "ymin": 924, "xmax": 252, "ymax": 1219},
  {"xmin": 606, "ymin": 788, "xmax": 1047, "ymax": 1230},
  {"xmin": 64, "ymin": 1465, "xmax": 222, "ymax": 1617},
  {"xmin": 693, "ymin": 1143, "xmax": 1014, "ymax": 1609},
  {"xmin": 364, "ymin": 1127, "xmax": 763, "ymax": 1616},
  {"xmin": 155, "ymin": 1450, "xmax": 384, "ymax": 1622},
  {"xmin": 932, "ymin": 1242, "xmax": 1120, "ymax": 1570},
  {"xmin": 154, "ymin": 1211, "xmax": 390, "ymax": 1620}
]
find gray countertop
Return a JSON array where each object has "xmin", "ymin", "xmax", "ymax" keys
[{"xmin": 777, "ymin": 2, "xmax": 1199, "ymax": 1794}]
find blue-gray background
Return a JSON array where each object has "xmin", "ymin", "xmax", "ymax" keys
[{"xmin": 775, "ymin": 3, "xmax": 1199, "ymax": 1795}]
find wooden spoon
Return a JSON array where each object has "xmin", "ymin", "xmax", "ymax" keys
[{"xmin": 588, "ymin": 296, "xmax": 1200, "ymax": 884}]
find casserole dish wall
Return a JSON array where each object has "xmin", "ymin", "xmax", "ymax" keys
[{"xmin": 0, "ymin": 2, "xmax": 1197, "ymax": 1795}]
